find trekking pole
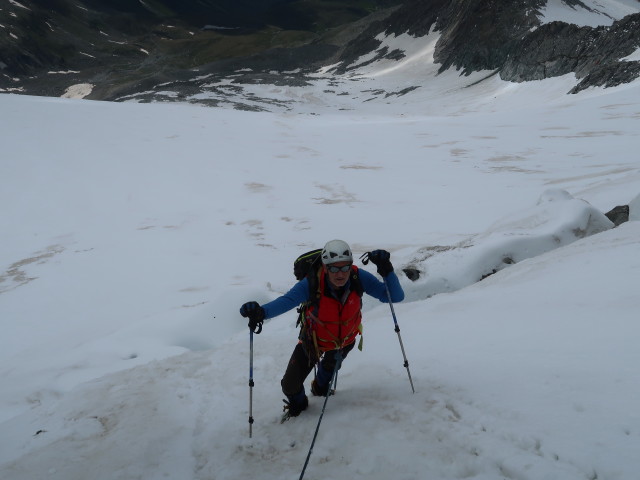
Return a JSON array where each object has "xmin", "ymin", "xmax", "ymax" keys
[
  {"xmin": 383, "ymin": 277, "xmax": 416, "ymax": 394},
  {"xmin": 299, "ymin": 351, "xmax": 343, "ymax": 480},
  {"xmin": 360, "ymin": 251, "xmax": 415, "ymax": 394},
  {"xmin": 248, "ymin": 330, "xmax": 255, "ymax": 438}
]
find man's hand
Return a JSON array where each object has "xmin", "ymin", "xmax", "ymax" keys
[
  {"xmin": 368, "ymin": 249, "xmax": 394, "ymax": 277},
  {"xmin": 240, "ymin": 301, "xmax": 265, "ymax": 334}
]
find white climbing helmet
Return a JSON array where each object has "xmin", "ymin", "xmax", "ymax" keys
[{"xmin": 321, "ymin": 239, "xmax": 353, "ymax": 265}]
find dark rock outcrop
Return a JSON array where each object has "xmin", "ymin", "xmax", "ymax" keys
[
  {"xmin": 431, "ymin": 0, "xmax": 545, "ymax": 75},
  {"xmin": 570, "ymin": 60, "xmax": 640, "ymax": 93},
  {"xmin": 605, "ymin": 205, "xmax": 630, "ymax": 227},
  {"xmin": 332, "ymin": 0, "xmax": 544, "ymax": 75},
  {"xmin": 333, "ymin": 0, "xmax": 640, "ymax": 92},
  {"xmin": 501, "ymin": 13, "xmax": 640, "ymax": 87}
]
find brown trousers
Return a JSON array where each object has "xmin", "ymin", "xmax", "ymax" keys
[{"xmin": 280, "ymin": 341, "xmax": 355, "ymax": 396}]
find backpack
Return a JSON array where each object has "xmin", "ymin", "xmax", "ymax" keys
[{"xmin": 293, "ymin": 248, "xmax": 323, "ymax": 281}]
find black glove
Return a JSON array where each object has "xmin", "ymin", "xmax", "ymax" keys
[
  {"xmin": 368, "ymin": 249, "xmax": 394, "ymax": 277},
  {"xmin": 240, "ymin": 301, "xmax": 265, "ymax": 334}
]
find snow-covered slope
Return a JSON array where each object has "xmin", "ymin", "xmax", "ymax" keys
[
  {"xmin": 2, "ymin": 219, "xmax": 639, "ymax": 480},
  {"xmin": 1, "ymin": 39, "xmax": 640, "ymax": 479}
]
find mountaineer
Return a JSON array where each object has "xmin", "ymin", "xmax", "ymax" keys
[{"xmin": 240, "ymin": 239, "xmax": 404, "ymax": 418}]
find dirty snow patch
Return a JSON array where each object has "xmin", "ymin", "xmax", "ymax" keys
[{"xmin": 62, "ymin": 84, "xmax": 94, "ymax": 99}]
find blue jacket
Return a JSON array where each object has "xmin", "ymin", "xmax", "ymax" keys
[{"xmin": 262, "ymin": 269, "xmax": 404, "ymax": 319}]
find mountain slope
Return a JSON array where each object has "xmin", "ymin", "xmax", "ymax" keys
[
  {"xmin": 0, "ymin": 0, "xmax": 401, "ymax": 97},
  {"xmin": 1, "ymin": 35, "xmax": 640, "ymax": 478},
  {"xmin": 3, "ymin": 218, "xmax": 639, "ymax": 480},
  {"xmin": 2, "ymin": 0, "xmax": 639, "ymax": 102}
]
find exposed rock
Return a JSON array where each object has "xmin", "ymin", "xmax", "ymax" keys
[
  {"xmin": 402, "ymin": 267, "xmax": 421, "ymax": 281},
  {"xmin": 432, "ymin": 0, "xmax": 545, "ymax": 75},
  {"xmin": 334, "ymin": 0, "xmax": 640, "ymax": 91},
  {"xmin": 501, "ymin": 13, "xmax": 640, "ymax": 86},
  {"xmin": 605, "ymin": 205, "xmax": 630, "ymax": 226},
  {"xmin": 569, "ymin": 61, "xmax": 640, "ymax": 93},
  {"xmin": 332, "ymin": 0, "xmax": 543, "ymax": 75}
]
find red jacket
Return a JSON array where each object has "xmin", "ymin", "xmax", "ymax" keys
[{"xmin": 304, "ymin": 267, "xmax": 363, "ymax": 352}]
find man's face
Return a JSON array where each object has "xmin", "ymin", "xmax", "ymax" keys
[{"xmin": 325, "ymin": 261, "xmax": 351, "ymax": 288}]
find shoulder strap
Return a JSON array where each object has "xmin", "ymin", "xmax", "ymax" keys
[
  {"xmin": 350, "ymin": 266, "xmax": 364, "ymax": 297},
  {"xmin": 296, "ymin": 268, "xmax": 321, "ymax": 327},
  {"xmin": 307, "ymin": 267, "xmax": 322, "ymax": 304}
]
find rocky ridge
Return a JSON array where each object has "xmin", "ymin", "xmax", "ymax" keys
[{"xmin": 1, "ymin": 0, "xmax": 639, "ymax": 108}]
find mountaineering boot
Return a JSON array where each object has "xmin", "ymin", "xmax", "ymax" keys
[{"xmin": 281, "ymin": 389, "xmax": 308, "ymax": 422}]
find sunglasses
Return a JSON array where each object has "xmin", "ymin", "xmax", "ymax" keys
[{"xmin": 327, "ymin": 264, "xmax": 352, "ymax": 273}]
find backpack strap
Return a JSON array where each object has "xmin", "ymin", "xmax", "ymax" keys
[
  {"xmin": 295, "ymin": 267, "xmax": 321, "ymax": 327},
  {"xmin": 349, "ymin": 267, "xmax": 364, "ymax": 298}
]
